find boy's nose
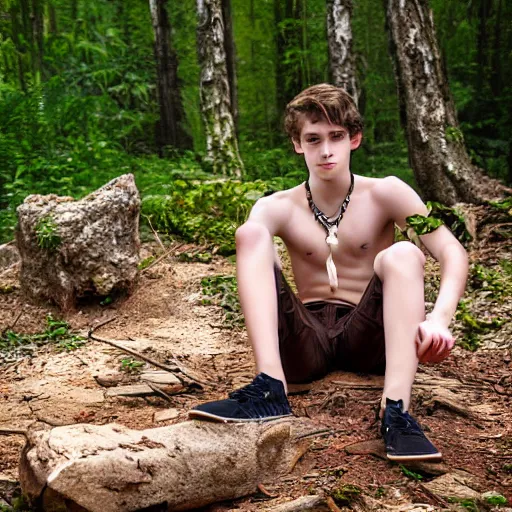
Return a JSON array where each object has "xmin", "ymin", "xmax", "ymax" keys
[{"xmin": 321, "ymin": 142, "xmax": 332, "ymax": 158}]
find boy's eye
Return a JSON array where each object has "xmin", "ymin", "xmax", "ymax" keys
[
  {"xmin": 332, "ymin": 132, "xmax": 345, "ymax": 140},
  {"xmin": 306, "ymin": 137, "xmax": 319, "ymax": 144}
]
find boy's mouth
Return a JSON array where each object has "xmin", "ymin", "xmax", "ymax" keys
[{"xmin": 319, "ymin": 163, "xmax": 336, "ymax": 169}]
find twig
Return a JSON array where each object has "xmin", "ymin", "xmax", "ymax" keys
[
  {"xmin": 325, "ymin": 496, "xmax": 342, "ymax": 512},
  {"xmin": 2, "ymin": 309, "xmax": 23, "ymax": 336},
  {"xmin": 146, "ymin": 382, "xmax": 173, "ymax": 402},
  {"xmin": 0, "ymin": 428, "xmax": 28, "ymax": 437},
  {"xmin": 141, "ymin": 246, "xmax": 175, "ymax": 273},
  {"xmin": 296, "ymin": 428, "xmax": 336, "ymax": 440},
  {"xmin": 144, "ymin": 215, "xmax": 166, "ymax": 254},
  {"xmin": 90, "ymin": 315, "xmax": 118, "ymax": 332},
  {"xmin": 89, "ymin": 321, "xmax": 211, "ymax": 387}
]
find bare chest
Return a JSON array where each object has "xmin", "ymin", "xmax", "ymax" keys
[{"xmin": 282, "ymin": 200, "xmax": 392, "ymax": 267}]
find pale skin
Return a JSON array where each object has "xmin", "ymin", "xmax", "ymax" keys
[{"xmin": 235, "ymin": 118, "xmax": 469, "ymax": 412}]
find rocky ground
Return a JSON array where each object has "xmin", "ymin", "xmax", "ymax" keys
[{"xmin": 0, "ymin": 210, "xmax": 511, "ymax": 511}]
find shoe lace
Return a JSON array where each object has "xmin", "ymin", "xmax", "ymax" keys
[
  {"xmin": 229, "ymin": 381, "xmax": 270, "ymax": 403},
  {"xmin": 386, "ymin": 409, "xmax": 424, "ymax": 437}
]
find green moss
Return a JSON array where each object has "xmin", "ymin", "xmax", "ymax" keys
[
  {"xmin": 35, "ymin": 215, "xmax": 61, "ymax": 251},
  {"xmin": 330, "ymin": 484, "xmax": 361, "ymax": 506}
]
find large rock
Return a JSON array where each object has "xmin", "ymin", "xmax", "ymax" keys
[
  {"xmin": 20, "ymin": 419, "xmax": 310, "ymax": 512},
  {"xmin": 16, "ymin": 174, "xmax": 140, "ymax": 309}
]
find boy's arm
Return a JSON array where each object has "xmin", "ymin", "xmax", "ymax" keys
[{"xmin": 376, "ymin": 177, "xmax": 469, "ymax": 362}]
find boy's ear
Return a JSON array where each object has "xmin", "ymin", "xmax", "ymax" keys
[
  {"xmin": 292, "ymin": 138, "xmax": 304, "ymax": 154},
  {"xmin": 350, "ymin": 132, "xmax": 363, "ymax": 150}
]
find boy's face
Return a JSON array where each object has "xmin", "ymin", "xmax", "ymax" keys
[{"xmin": 292, "ymin": 119, "xmax": 362, "ymax": 180}]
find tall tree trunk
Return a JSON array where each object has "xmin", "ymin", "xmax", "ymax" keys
[
  {"xmin": 221, "ymin": 0, "xmax": 238, "ymax": 133},
  {"xmin": 275, "ymin": 0, "xmax": 303, "ymax": 115},
  {"xmin": 48, "ymin": 2, "xmax": 58, "ymax": 35},
  {"xmin": 32, "ymin": 0, "xmax": 44, "ymax": 81},
  {"xmin": 196, "ymin": 0, "xmax": 243, "ymax": 177},
  {"xmin": 326, "ymin": 0, "xmax": 359, "ymax": 105},
  {"xmin": 384, "ymin": 0, "xmax": 508, "ymax": 205},
  {"xmin": 149, "ymin": 0, "xmax": 192, "ymax": 151}
]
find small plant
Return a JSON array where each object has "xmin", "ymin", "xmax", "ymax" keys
[
  {"xmin": 138, "ymin": 255, "xmax": 156, "ymax": 270},
  {"xmin": 406, "ymin": 201, "xmax": 472, "ymax": 245},
  {"xmin": 35, "ymin": 215, "xmax": 61, "ymax": 251},
  {"xmin": 120, "ymin": 357, "xmax": 144, "ymax": 373},
  {"xmin": 375, "ymin": 487, "xmax": 386, "ymax": 498},
  {"xmin": 445, "ymin": 125, "xmax": 465, "ymax": 144},
  {"xmin": 330, "ymin": 484, "xmax": 361, "ymax": 506},
  {"xmin": 399, "ymin": 464, "xmax": 423, "ymax": 481},
  {"xmin": 482, "ymin": 491, "xmax": 507, "ymax": 506},
  {"xmin": 1, "ymin": 314, "xmax": 85, "ymax": 363},
  {"xmin": 455, "ymin": 299, "xmax": 506, "ymax": 351},
  {"xmin": 503, "ymin": 463, "xmax": 512, "ymax": 473},
  {"xmin": 201, "ymin": 275, "xmax": 243, "ymax": 327}
]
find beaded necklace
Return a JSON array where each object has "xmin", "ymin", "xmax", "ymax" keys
[{"xmin": 305, "ymin": 172, "xmax": 354, "ymax": 291}]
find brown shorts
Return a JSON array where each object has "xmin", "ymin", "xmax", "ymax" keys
[{"xmin": 275, "ymin": 267, "xmax": 386, "ymax": 383}]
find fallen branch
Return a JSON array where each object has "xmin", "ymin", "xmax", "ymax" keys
[
  {"xmin": 89, "ymin": 319, "xmax": 212, "ymax": 387},
  {"xmin": 140, "ymin": 243, "xmax": 185, "ymax": 274},
  {"xmin": 20, "ymin": 419, "xmax": 311, "ymax": 512},
  {"xmin": 264, "ymin": 495, "xmax": 325, "ymax": 512},
  {"xmin": 0, "ymin": 427, "xmax": 28, "ymax": 437}
]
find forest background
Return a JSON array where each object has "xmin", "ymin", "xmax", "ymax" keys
[{"xmin": 0, "ymin": 0, "xmax": 511, "ymax": 250}]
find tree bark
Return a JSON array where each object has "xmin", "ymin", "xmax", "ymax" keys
[
  {"xmin": 20, "ymin": 420, "xmax": 310, "ymax": 511},
  {"xmin": 149, "ymin": 0, "xmax": 192, "ymax": 151},
  {"xmin": 196, "ymin": 0, "xmax": 243, "ymax": 177},
  {"xmin": 385, "ymin": 0, "xmax": 509, "ymax": 204},
  {"xmin": 275, "ymin": 0, "xmax": 303, "ymax": 115},
  {"xmin": 221, "ymin": 0, "xmax": 238, "ymax": 133},
  {"xmin": 31, "ymin": 0, "xmax": 44, "ymax": 81},
  {"xmin": 327, "ymin": 0, "xmax": 359, "ymax": 106}
]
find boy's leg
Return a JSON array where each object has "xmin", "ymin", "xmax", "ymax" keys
[
  {"xmin": 235, "ymin": 222, "xmax": 287, "ymax": 388},
  {"xmin": 373, "ymin": 241, "xmax": 425, "ymax": 412}
]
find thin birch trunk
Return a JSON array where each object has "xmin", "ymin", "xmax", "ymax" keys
[
  {"xmin": 326, "ymin": 0, "xmax": 359, "ymax": 106},
  {"xmin": 221, "ymin": 0, "xmax": 238, "ymax": 133},
  {"xmin": 385, "ymin": 0, "xmax": 509, "ymax": 204},
  {"xmin": 196, "ymin": 0, "xmax": 243, "ymax": 177}
]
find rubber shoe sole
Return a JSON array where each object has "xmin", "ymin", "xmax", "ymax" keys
[
  {"xmin": 188, "ymin": 409, "xmax": 293, "ymax": 423},
  {"xmin": 387, "ymin": 450, "xmax": 442, "ymax": 462}
]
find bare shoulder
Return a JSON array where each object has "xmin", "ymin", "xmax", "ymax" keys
[
  {"xmin": 247, "ymin": 183, "xmax": 303, "ymax": 236},
  {"xmin": 368, "ymin": 175, "xmax": 428, "ymax": 228}
]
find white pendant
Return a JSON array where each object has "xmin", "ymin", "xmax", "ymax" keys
[{"xmin": 325, "ymin": 225, "xmax": 338, "ymax": 246}]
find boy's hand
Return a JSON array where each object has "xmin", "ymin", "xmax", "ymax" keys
[{"xmin": 415, "ymin": 319, "xmax": 455, "ymax": 363}]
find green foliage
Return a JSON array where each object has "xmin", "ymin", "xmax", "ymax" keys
[
  {"xmin": 35, "ymin": 215, "xmax": 61, "ymax": 250},
  {"xmin": 445, "ymin": 125, "xmax": 464, "ymax": 144},
  {"xmin": 483, "ymin": 492, "xmax": 507, "ymax": 506},
  {"xmin": 470, "ymin": 264, "xmax": 512, "ymax": 302},
  {"xmin": 120, "ymin": 357, "xmax": 144, "ymax": 373},
  {"xmin": 490, "ymin": 197, "xmax": 512, "ymax": 215},
  {"xmin": 138, "ymin": 255, "xmax": 156, "ymax": 270},
  {"xmin": 0, "ymin": 493, "xmax": 30, "ymax": 512},
  {"xmin": 330, "ymin": 484, "xmax": 361, "ymax": 506},
  {"xmin": 399, "ymin": 464, "xmax": 423, "ymax": 481},
  {"xmin": 201, "ymin": 275, "xmax": 243, "ymax": 327},
  {"xmin": 1, "ymin": 315, "xmax": 86, "ymax": 363},
  {"xmin": 447, "ymin": 498, "xmax": 479, "ymax": 512},
  {"xmin": 142, "ymin": 178, "xmax": 286, "ymax": 255},
  {"xmin": 456, "ymin": 298, "xmax": 505, "ymax": 351},
  {"xmin": 405, "ymin": 202, "xmax": 472, "ymax": 245},
  {"xmin": 406, "ymin": 213, "xmax": 444, "ymax": 236}
]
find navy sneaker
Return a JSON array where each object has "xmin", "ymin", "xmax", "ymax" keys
[
  {"xmin": 381, "ymin": 398, "xmax": 442, "ymax": 461},
  {"xmin": 189, "ymin": 373, "xmax": 293, "ymax": 422}
]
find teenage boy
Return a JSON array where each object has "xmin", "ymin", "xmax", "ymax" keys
[{"xmin": 189, "ymin": 84, "xmax": 468, "ymax": 461}]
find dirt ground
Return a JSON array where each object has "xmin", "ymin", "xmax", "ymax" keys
[{"xmin": 0, "ymin": 236, "xmax": 511, "ymax": 511}]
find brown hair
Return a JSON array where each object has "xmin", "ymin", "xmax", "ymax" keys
[{"xmin": 284, "ymin": 83, "xmax": 363, "ymax": 141}]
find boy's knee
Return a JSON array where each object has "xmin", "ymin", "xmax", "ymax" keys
[{"xmin": 374, "ymin": 242, "xmax": 425, "ymax": 277}]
